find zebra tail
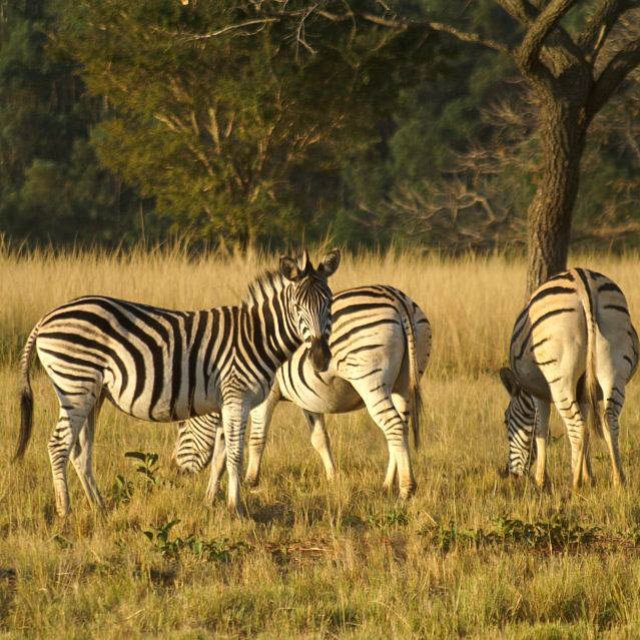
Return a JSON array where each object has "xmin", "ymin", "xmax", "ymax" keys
[
  {"xmin": 397, "ymin": 294, "xmax": 423, "ymax": 450},
  {"xmin": 15, "ymin": 322, "xmax": 40, "ymax": 461},
  {"xmin": 574, "ymin": 269, "xmax": 604, "ymax": 439}
]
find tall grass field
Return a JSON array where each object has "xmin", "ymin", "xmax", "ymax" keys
[{"xmin": 2, "ymin": 247, "xmax": 640, "ymax": 638}]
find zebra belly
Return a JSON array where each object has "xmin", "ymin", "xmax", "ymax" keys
[
  {"xmin": 103, "ymin": 383, "xmax": 221, "ymax": 422},
  {"xmin": 277, "ymin": 369, "xmax": 363, "ymax": 414},
  {"xmin": 98, "ymin": 359, "xmax": 222, "ymax": 422}
]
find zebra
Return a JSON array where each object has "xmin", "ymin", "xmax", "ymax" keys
[
  {"xmin": 173, "ymin": 286, "xmax": 431, "ymax": 499},
  {"xmin": 14, "ymin": 250, "xmax": 340, "ymax": 516},
  {"xmin": 499, "ymin": 268, "xmax": 638, "ymax": 489}
]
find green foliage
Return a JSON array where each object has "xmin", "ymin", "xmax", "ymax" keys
[
  {"xmin": 1, "ymin": 1, "xmax": 638, "ymax": 250},
  {"xmin": 110, "ymin": 473, "xmax": 134, "ymax": 506},
  {"xmin": 54, "ymin": 0, "xmax": 448, "ymax": 246},
  {"xmin": 111, "ymin": 451, "xmax": 160, "ymax": 506},
  {"xmin": 124, "ymin": 450, "xmax": 160, "ymax": 486},
  {"xmin": 143, "ymin": 519, "xmax": 247, "ymax": 562},
  {"xmin": 425, "ymin": 513, "xmax": 600, "ymax": 553},
  {"xmin": 367, "ymin": 508, "xmax": 409, "ymax": 529},
  {"xmin": 0, "ymin": 0, "xmax": 144, "ymax": 246}
]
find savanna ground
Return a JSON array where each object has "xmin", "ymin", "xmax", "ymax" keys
[{"xmin": 2, "ymin": 247, "xmax": 640, "ymax": 639}]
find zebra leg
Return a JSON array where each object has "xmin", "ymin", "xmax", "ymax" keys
[
  {"xmin": 382, "ymin": 392, "xmax": 411, "ymax": 491},
  {"xmin": 207, "ymin": 402, "xmax": 249, "ymax": 516},
  {"xmin": 600, "ymin": 380, "xmax": 627, "ymax": 487},
  {"xmin": 223, "ymin": 403, "xmax": 250, "ymax": 516},
  {"xmin": 359, "ymin": 388, "xmax": 415, "ymax": 499},
  {"xmin": 205, "ymin": 425, "xmax": 227, "ymax": 501},
  {"xmin": 532, "ymin": 399, "xmax": 550, "ymax": 489},
  {"xmin": 245, "ymin": 387, "xmax": 281, "ymax": 487},
  {"xmin": 579, "ymin": 402, "xmax": 595, "ymax": 486},
  {"xmin": 553, "ymin": 392, "xmax": 588, "ymax": 490},
  {"xmin": 69, "ymin": 399, "xmax": 105, "ymax": 511},
  {"xmin": 48, "ymin": 406, "xmax": 91, "ymax": 517},
  {"xmin": 303, "ymin": 411, "xmax": 336, "ymax": 481}
]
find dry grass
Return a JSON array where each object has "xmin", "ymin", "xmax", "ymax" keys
[{"xmin": 2, "ymin": 247, "xmax": 640, "ymax": 638}]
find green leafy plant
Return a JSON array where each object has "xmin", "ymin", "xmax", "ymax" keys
[
  {"xmin": 51, "ymin": 533, "xmax": 73, "ymax": 550},
  {"xmin": 125, "ymin": 451, "xmax": 160, "ymax": 486},
  {"xmin": 367, "ymin": 509, "xmax": 409, "ymax": 529},
  {"xmin": 111, "ymin": 473, "xmax": 134, "ymax": 506},
  {"xmin": 144, "ymin": 519, "xmax": 183, "ymax": 560},
  {"xmin": 143, "ymin": 519, "xmax": 248, "ymax": 562},
  {"xmin": 494, "ymin": 514, "xmax": 598, "ymax": 550},
  {"xmin": 424, "ymin": 513, "xmax": 599, "ymax": 553}
]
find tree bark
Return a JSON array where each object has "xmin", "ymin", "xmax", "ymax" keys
[{"xmin": 525, "ymin": 91, "xmax": 588, "ymax": 295}]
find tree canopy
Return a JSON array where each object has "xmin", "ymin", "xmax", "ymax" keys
[{"xmin": 1, "ymin": 0, "xmax": 638, "ymax": 251}]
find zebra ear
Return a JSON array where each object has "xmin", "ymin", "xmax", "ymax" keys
[
  {"xmin": 318, "ymin": 249, "xmax": 341, "ymax": 277},
  {"xmin": 297, "ymin": 250, "xmax": 310, "ymax": 274},
  {"xmin": 499, "ymin": 367, "xmax": 520, "ymax": 397},
  {"xmin": 280, "ymin": 256, "xmax": 303, "ymax": 282}
]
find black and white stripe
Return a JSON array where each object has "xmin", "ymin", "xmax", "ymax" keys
[
  {"xmin": 15, "ymin": 250, "xmax": 340, "ymax": 516},
  {"xmin": 174, "ymin": 285, "xmax": 431, "ymax": 499},
  {"xmin": 500, "ymin": 268, "xmax": 638, "ymax": 488},
  {"xmin": 173, "ymin": 415, "xmax": 218, "ymax": 474}
]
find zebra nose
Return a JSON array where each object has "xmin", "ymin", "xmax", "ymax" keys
[
  {"xmin": 497, "ymin": 464, "xmax": 510, "ymax": 479},
  {"xmin": 309, "ymin": 338, "xmax": 331, "ymax": 372}
]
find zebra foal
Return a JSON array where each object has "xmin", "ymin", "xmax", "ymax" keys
[
  {"xmin": 500, "ymin": 268, "xmax": 638, "ymax": 489},
  {"xmin": 175, "ymin": 286, "xmax": 431, "ymax": 499},
  {"xmin": 15, "ymin": 250, "xmax": 340, "ymax": 516}
]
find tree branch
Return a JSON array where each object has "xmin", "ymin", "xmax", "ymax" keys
[
  {"xmin": 517, "ymin": 0, "xmax": 577, "ymax": 72},
  {"xmin": 317, "ymin": 9, "xmax": 510, "ymax": 53},
  {"xmin": 496, "ymin": 0, "xmax": 585, "ymax": 73},
  {"xmin": 425, "ymin": 20, "xmax": 510, "ymax": 53},
  {"xmin": 153, "ymin": 18, "xmax": 279, "ymax": 41},
  {"xmin": 578, "ymin": 0, "xmax": 624, "ymax": 54},
  {"xmin": 588, "ymin": 38, "xmax": 640, "ymax": 117}
]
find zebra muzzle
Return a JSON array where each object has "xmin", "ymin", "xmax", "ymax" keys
[
  {"xmin": 309, "ymin": 337, "xmax": 331, "ymax": 372},
  {"xmin": 497, "ymin": 464, "xmax": 510, "ymax": 479}
]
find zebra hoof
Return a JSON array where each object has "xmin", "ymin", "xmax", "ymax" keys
[
  {"xmin": 56, "ymin": 506, "xmax": 71, "ymax": 519},
  {"xmin": 204, "ymin": 485, "xmax": 219, "ymax": 506},
  {"xmin": 534, "ymin": 476, "xmax": 551, "ymax": 492},
  {"xmin": 244, "ymin": 474, "xmax": 260, "ymax": 488},
  {"xmin": 91, "ymin": 498, "xmax": 107, "ymax": 515},
  {"xmin": 228, "ymin": 503, "xmax": 246, "ymax": 518},
  {"xmin": 399, "ymin": 484, "xmax": 417, "ymax": 501},
  {"xmin": 54, "ymin": 496, "xmax": 71, "ymax": 519},
  {"xmin": 613, "ymin": 473, "xmax": 626, "ymax": 488}
]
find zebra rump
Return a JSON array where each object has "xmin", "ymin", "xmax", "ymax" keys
[{"xmin": 500, "ymin": 267, "xmax": 638, "ymax": 489}]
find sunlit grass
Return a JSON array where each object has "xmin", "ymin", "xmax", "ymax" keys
[{"xmin": 2, "ymin": 246, "xmax": 640, "ymax": 637}]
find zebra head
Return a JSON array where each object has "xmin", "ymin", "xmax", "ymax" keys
[
  {"xmin": 499, "ymin": 367, "xmax": 537, "ymax": 478},
  {"xmin": 280, "ymin": 249, "xmax": 340, "ymax": 372},
  {"xmin": 172, "ymin": 414, "xmax": 219, "ymax": 474}
]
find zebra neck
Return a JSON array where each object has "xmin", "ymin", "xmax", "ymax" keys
[{"xmin": 247, "ymin": 285, "xmax": 301, "ymax": 367}]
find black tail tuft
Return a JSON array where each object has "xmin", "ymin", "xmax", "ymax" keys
[
  {"xmin": 411, "ymin": 387, "xmax": 423, "ymax": 450},
  {"xmin": 15, "ymin": 386, "xmax": 33, "ymax": 461}
]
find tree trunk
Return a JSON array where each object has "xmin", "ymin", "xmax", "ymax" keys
[{"xmin": 526, "ymin": 96, "xmax": 587, "ymax": 295}]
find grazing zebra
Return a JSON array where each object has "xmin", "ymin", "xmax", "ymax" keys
[
  {"xmin": 499, "ymin": 268, "xmax": 638, "ymax": 489},
  {"xmin": 15, "ymin": 250, "xmax": 340, "ymax": 516},
  {"xmin": 174, "ymin": 286, "xmax": 431, "ymax": 499},
  {"xmin": 174, "ymin": 414, "xmax": 218, "ymax": 474}
]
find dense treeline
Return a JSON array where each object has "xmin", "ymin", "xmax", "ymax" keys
[{"xmin": 1, "ymin": 0, "xmax": 638, "ymax": 250}]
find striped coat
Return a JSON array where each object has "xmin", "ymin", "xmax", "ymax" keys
[
  {"xmin": 500, "ymin": 268, "xmax": 638, "ymax": 489},
  {"xmin": 15, "ymin": 250, "xmax": 340, "ymax": 516},
  {"xmin": 175, "ymin": 285, "xmax": 431, "ymax": 499}
]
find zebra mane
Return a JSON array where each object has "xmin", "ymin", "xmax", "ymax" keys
[{"xmin": 245, "ymin": 270, "xmax": 288, "ymax": 308}]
